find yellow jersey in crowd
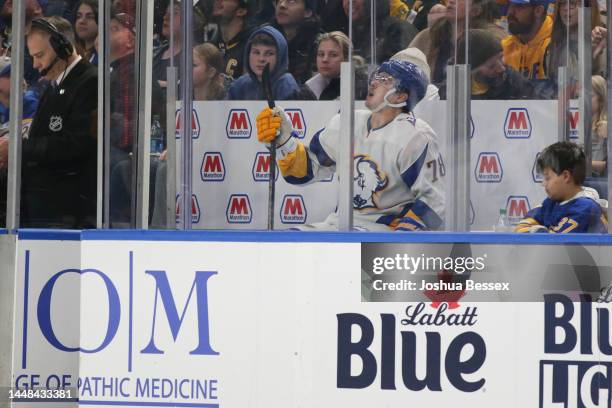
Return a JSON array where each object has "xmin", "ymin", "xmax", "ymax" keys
[{"xmin": 502, "ymin": 15, "xmax": 553, "ymax": 80}]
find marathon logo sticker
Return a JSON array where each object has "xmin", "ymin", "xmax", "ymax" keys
[
  {"xmin": 200, "ymin": 152, "xmax": 226, "ymax": 182},
  {"xmin": 505, "ymin": 195, "xmax": 530, "ymax": 224},
  {"xmin": 285, "ymin": 109, "xmax": 307, "ymax": 139},
  {"xmin": 539, "ymin": 295, "xmax": 612, "ymax": 407},
  {"xmin": 280, "ymin": 195, "xmax": 307, "ymax": 224},
  {"xmin": 568, "ymin": 108, "xmax": 579, "ymax": 140},
  {"xmin": 252, "ymin": 152, "xmax": 278, "ymax": 182},
  {"xmin": 226, "ymin": 194, "xmax": 252, "ymax": 224},
  {"xmin": 226, "ymin": 109, "xmax": 252, "ymax": 139},
  {"xmin": 175, "ymin": 109, "xmax": 201, "ymax": 139},
  {"xmin": 504, "ymin": 108, "xmax": 532, "ymax": 139},
  {"xmin": 175, "ymin": 194, "xmax": 201, "ymax": 224},
  {"xmin": 475, "ymin": 152, "xmax": 503, "ymax": 183},
  {"xmin": 532, "ymin": 153, "xmax": 543, "ymax": 183}
]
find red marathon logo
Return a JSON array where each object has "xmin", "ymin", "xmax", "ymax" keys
[
  {"xmin": 506, "ymin": 196, "xmax": 530, "ymax": 224},
  {"xmin": 226, "ymin": 194, "xmax": 252, "ymax": 224},
  {"xmin": 504, "ymin": 108, "xmax": 532, "ymax": 139},
  {"xmin": 175, "ymin": 194, "xmax": 201, "ymax": 224},
  {"xmin": 475, "ymin": 152, "xmax": 503, "ymax": 183},
  {"xmin": 175, "ymin": 109, "xmax": 201, "ymax": 139},
  {"xmin": 252, "ymin": 152, "xmax": 278, "ymax": 182},
  {"xmin": 280, "ymin": 195, "xmax": 307, "ymax": 224},
  {"xmin": 226, "ymin": 109, "xmax": 252, "ymax": 139},
  {"xmin": 200, "ymin": 152, "xmax": 225, "ymax": 182}
]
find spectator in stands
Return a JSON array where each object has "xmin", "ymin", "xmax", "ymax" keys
[
  {"xmin": 591, "ymin": 75, "xmax": 607, "ymax": 177},
  {"xmin": 0, "ymin": 58, "xmax": 40, "ymax": 223},
  {"xmin": 546, "ymin": 0, "xmax": 604, "ymax": 89},
  {"xmin": 319, "ymin": 0, "xmax": 345, "ymax": 32},
  {"xmin": 153, "ymin": 1, "xmax": 182, "ymax": 91},
  {"xmin": 73, "ymin": 0, "xmax": 98, "ymax": 65},
  {"xmin": 410, "ymin": 0, "xmax": 505, "ymax": 87},
  {"xmin": 502, "ymin": 0, "xmax": 552, "ymax": 80},
  {"xmin": 208, "ymin": 0, "xmax": 253, "ymax": 79},
  {"xmin": 193, "ymin": 43, "xmax": 228, "ymax": 100},
  {"xmin": 341, "ymin": 0, "xmax": 418, "ymax": 64},
  {"xmin": 15, "ymin": 17, "xmax": 96, "ymax": 227},
  {"xmin": 516, "ymin": 141, "xmax": 607, "ymax": 233},
  {"xmin": 46, "ymin": 0, "xmax": 80, "ymax": 20},
  {"xmin": 108, "ymin": 11, "xmax": 164, "ymax": 225},
  {"xmin": 0, "ymin": 0, "xmax": 48, "ymax": 88},
  {"xmin": 592, "ymin": 26, "xmax": 607, "ymax": 75},
  {"xmin": 304, "ymin": 31, "xmax": 348, "ymax": 100},
  {"xmin": 272, "ymin": 0, "xmax": 322, "ymax": 84},
  {"xmin": 0, "ymin": 59, "xmax": 40, "ymax": 127},
  {"xmin": 227, "ymin": 25, "xmax": 299, "ymax": 100},
  {"xmin": 439, "ymin": 29, "xmax": 551, "ymax": 99}
]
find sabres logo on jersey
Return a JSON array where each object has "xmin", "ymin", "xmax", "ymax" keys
[{"xmin": 353, "ymin": 154, "xmax": 388, "ymax": 210}]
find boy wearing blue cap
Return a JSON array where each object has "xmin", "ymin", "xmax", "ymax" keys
[{"xmin": 502, "ymin": 0, "xmax": 553, "ymax": 80}]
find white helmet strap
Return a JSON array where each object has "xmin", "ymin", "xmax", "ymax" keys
[{"xmin": 370, "ymin": 88, "xmax": 407, "ymax": 113}]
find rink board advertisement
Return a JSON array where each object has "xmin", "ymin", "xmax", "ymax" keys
[
  {"xmin": 8, "ymin": 236, "xmax": 612, "ymax": 407},
  {"xmin": 188, "ymin": 100, "xmax": 571, "ymax": 230}
]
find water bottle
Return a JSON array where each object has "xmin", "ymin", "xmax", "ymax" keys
[
  {"xmin": 150, "ymin": 115, "xmax": 164, "ymax": 155},
  {"xmin": 494, "ymin": 208, "xmax": 511, "ymax": 232}
]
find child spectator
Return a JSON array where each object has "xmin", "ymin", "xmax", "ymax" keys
[
  {"xmin": 305, "ymin": 31, "xmax": 350, "ymax": 100},
  {"xmin": 193, "ymin": 43, "xmax": 227, "ymax": 100},
  {"xmin": 271, "ymin": 0, "xmax": 322, "ymax": 84},
  {"xmin": 227, "ymin": 25, "xmax": 299, "ymax": 100},
  {"xmin": 516, "ymin": 141, "xmax": 607, "ymax": 233},
  {"xmin": 73, "ymin": 0, "xmax": 98, "ymax": 65},
  {"xmin": 591, "ymin": 75, "xmax": 607, "ymax": 177}
]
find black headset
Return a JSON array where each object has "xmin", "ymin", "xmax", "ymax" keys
[{"xmin": 31, "ymin": 18, "xmax": 73, "ymax": 60}]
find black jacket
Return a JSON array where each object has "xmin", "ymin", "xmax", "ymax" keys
[{"xmin": 21, "ymin": 58, "xmax": 98, "ymax": 228}]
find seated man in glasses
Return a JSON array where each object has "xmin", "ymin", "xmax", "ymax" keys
[{"xmin": 256, "ymin": 59, "xmax": 446, "ymax": 231}]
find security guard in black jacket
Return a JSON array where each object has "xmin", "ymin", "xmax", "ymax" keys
[{"xmin": 23, "ymin": 18, "xmax": 97, "ymax": 228}]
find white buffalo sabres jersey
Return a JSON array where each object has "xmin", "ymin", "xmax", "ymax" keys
[{"xmin": 278, "ymin": 110, "xmax": 445, "ymax": 231}]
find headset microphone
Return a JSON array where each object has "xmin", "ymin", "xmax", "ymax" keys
[{"xmin": 39, "ymin": 56, "xmax": 60, "ymax": 77}]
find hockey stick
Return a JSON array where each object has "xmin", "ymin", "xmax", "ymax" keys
[{"xmin": 262, "ymin": 63, "xmax": 276, "ymax": 230}]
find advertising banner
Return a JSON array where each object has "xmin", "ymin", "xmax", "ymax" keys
[{"xmin": 8, "ymin": 238, "xmax": 612, "ymax": 407}]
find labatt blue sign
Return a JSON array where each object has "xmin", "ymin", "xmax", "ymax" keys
[
  {"xmin": 541, "ymin": 295, "xmax": 612, "ymax": 407},
  {"xmin": 336, "ymin": 303, "xmax": 486, "ymax": 392},
  {"xmin": 17, "ymin": 250, "xmax": 220, "ymax": 406}
]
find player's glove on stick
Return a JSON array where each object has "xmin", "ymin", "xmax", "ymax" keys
[{"xmin": 256, "ymin": 107, "xmax": 297, "ymax": 154}]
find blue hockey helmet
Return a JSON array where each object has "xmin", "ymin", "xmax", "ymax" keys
[{"xmin": 375, "ymin": 59, "xmax": 429, "ymax": 111}]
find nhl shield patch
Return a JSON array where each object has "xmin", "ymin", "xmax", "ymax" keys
[{"xmin": 49, "ymin": 116, "xmax": 63, "ymax": 132}]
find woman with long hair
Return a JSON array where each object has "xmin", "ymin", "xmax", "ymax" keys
[
  {"xmin": 547, "ymin": 0, "xmax": 604, "ymax": 94},
  {"xmin": 193, "ymin": 43, "xmax": 227, "ymax": 100},
  {"xmin": 591, "ymin": 75, "xmax": 607, "ymax": 176},
  {"xmin": 74, "ymin": 0, "xmax": 99, "ymax": 65}
]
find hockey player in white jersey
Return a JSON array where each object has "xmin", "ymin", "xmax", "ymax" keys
[{"xmin": 256, "ymin": 59, "xmax": 445, "ymax": 231}]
